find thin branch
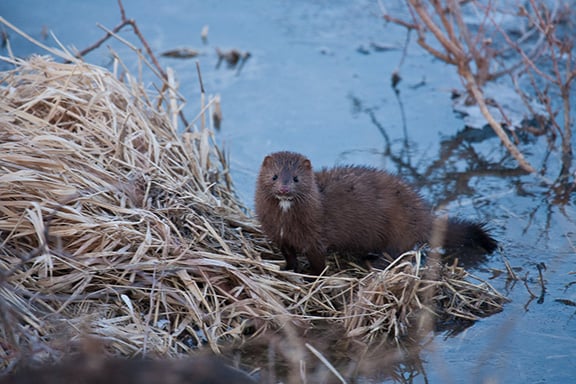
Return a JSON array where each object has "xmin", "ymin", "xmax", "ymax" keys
[
  {"xmin": 461, "ymin": 70, "xmax": 537, "ymax": 174},
  {"xmin": 71, "ymin": 19, "xmax": 132, "ymax": 60},
  {"xmin": 71, "ymin": 0, "xmax": 190, "ymax": 128},
  {"xmin": 408, "ymin": 0, "xmax": 465, "ymax": 58}
]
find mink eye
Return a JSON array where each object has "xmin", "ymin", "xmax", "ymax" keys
[
  {"xmin": 272, "ymin": 174, "xmax": 278, "ymax": 181},
  {"xmin": 293, "ymin": 176, "xmax": 299, "ymax": 183}
]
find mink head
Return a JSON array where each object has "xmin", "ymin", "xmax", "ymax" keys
[{"xmin": 258, "ymin": 151, "xmax": 314, "ymax": 203}]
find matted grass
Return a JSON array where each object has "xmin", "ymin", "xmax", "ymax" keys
[{"xmin": 0, "ymin": 30, "xmax": 507, "ymax": 373}]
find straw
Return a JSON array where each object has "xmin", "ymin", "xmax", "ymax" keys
[{"xmin": 0, "ymin": 46, "xmax": 507, "ymax": 372}]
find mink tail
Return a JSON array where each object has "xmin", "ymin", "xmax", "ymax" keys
[{"xmin": 440, "ymin": 218, "xmax": 498, "ymax": 254}]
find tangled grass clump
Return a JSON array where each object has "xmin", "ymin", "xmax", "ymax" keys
[{"xmin": 0, "ymin": 51, "xmax": 506, "ymax": 374}]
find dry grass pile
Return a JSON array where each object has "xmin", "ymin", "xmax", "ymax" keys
[{"xmin": 0, "ymin": 51, "xmax": 506, "ymax": 371}]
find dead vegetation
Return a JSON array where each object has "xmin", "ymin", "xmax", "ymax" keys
[
  {"xmin": 0, "ymin": 12, "xmax": 507, "ymax": 382},
  {"xmin": 382, "ymin": 0, "xmax": 575, "ymax": 186}
]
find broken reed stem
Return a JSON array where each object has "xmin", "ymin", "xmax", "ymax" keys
[{"xmin": 196, "ymin": 61, "xmax": 206, "ymax": 131}]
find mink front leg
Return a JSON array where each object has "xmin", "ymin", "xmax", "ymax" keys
[
  {"xmin": 281, "ymin": 243, "xmax": 326, "ymax": 275},
  {"xmin": 280, "ymin": 244, "xmax": 299, "ymax": 272}
]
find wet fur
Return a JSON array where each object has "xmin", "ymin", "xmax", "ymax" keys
[{"xmin": 255, "ymin": 151, "xmax": 497, "ymax": 274}]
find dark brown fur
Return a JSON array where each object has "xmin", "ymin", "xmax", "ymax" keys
[{"xmin": 255, "ymin": 151, "xmax": 497, "ymax": 275}]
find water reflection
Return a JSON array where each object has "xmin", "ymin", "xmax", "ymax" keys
[{"xmin": 231, "ymin": 326, "xmax": 430, "ymax": 383}]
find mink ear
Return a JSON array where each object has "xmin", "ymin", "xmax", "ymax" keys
[
  {"xmin": 302, "ymin": 159, "xmax": 312, "ymax": 169},
  {"xmin": 262, "ymin": 155, "xmax": 273, "ymax": 166}
]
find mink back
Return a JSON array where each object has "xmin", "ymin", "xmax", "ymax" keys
[{"xmin": 315, "ymin": 165, "xmax": 434, "ymax": 255}]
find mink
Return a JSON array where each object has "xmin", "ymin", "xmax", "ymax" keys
[{"xmin": 254, "ymin": 151, "xmax": 497, "ymax": 275}]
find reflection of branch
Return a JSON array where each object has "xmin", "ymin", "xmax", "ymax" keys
[
  {"xmin": 350, "ymin": 94, "xmax": 526, "ymax": 204},
  {"xmin": 365, "ymin": 106, "xmax": 422, "ymax": 180}
]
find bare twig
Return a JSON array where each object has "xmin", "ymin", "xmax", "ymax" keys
[
  {"xmin": 461, "ymin": 70, "xmax": 537, "ymax": 173},
  {"xmin": 70, "ymin": 0, "xmax": 190, "ymax": 129},
  {"xmin": 408, "ymin": 0, "xmax": 537, "ymax": 173},
  {"xmin": 381, "ymin": 0, "xmax": 576, "ymax": 176}
]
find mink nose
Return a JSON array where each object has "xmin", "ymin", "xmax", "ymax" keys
[{"xmin": 278, "ymin": 185, "xmax": 290, "ymax": 194}]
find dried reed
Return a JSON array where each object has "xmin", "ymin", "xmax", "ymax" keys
[{"xmin": 0, "ymin": 44, "xmax": 506, "ymax": 373}]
